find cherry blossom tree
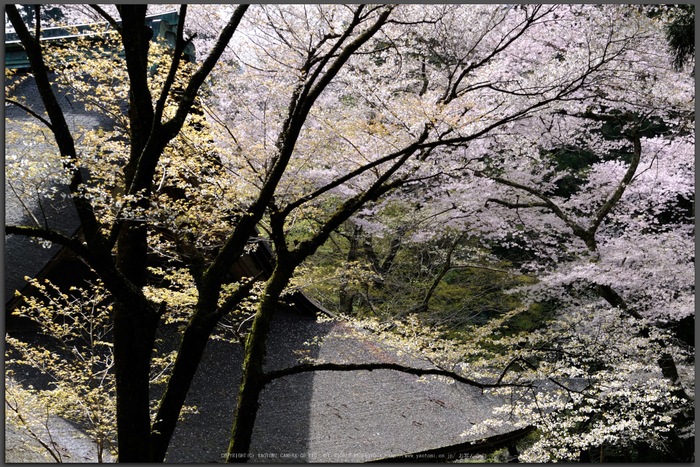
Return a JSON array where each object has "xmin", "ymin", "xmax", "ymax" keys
[
  {"xmin": 332, "ymin": 5, "xmax": 694, "ymax": 460},
  {"xmin": 201, "ymin": 4, "xmax": 689, "ymax": 459}
]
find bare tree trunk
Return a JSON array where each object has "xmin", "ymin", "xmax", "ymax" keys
[
  {"xmin": 226, "ymin": 265, "xmax": 294, "ymax": 461},
  {"xmin": 113, "ymin": 303, "xmax": 160, "ymax": 461},
  {"xmin": 420, "ymin": 232, "xmax": 467, "ymax": 312},
  {"xmin": 338, "ymin": 225, "xmax": 361, "ymax": 314}
]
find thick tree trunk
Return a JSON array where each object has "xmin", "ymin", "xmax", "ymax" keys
[
  {"xmin": 149, "ymin": 271, "xmax": 255, "ymax": 462},
  {"xmin": 113, "ymin": 140, "xmax": 156, "ymax": 460},
  {"xmin": 113, "ymin": 301, "xmax": 160, "ymax": 462},
  {"xmin": 226, "ymin": 266, "xmax": 293, "ymax": 462}
]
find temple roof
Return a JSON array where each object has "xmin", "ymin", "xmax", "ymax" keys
[{"xmin": 163, "ymin": 309, "xmax": 514, "ymax": 463}]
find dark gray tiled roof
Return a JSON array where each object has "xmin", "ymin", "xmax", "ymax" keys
[{"xmin": 164, "ymin": 310, "xmax": 510, "ymax": 463}]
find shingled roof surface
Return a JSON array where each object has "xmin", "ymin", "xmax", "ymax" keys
[{"xmin": 163, "ymin": 309, "xmax": 510, "ymax": 463}]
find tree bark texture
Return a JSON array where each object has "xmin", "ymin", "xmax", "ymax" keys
[
  {"xmin": 226, "ymin": 265, "xmax": 295, "ymax": 462},
  {"xmin": 113, "ymin": 302, "xmax": 160, "ymax": 462}
]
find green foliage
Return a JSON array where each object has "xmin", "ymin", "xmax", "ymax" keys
[
  {"xmin": 500, "ymin": 301, "xmax": 557, "ymax": 335},
  {"xmin": 665, "ymin": 5, "xmax": 695, "ymax": 71},
  {"xmin": 300, "ymin": 224, "xmax": 532, "ymax": 329},
  {"xmin": 5, "ymin": 277, "xmax": 199, "ymax": 462},
  {"xmin": 6, "ymin": 278, "xmax": 118, "ymax": 462}
]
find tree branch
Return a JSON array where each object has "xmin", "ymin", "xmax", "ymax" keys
[
  {"xmin": 590, "ymin": 132, "xmax": 641, "ymax": 233},
  {"xmin": 298, "ymin": 5, "xmax": 364, "ymax": 100},
  {"xmin": 290, "ymin": 131, "xmax": 431, "ymax": 262},
  {"xmin": 263, "ymin": 361, "xmax": 531, "ymax": 390},
  {"xmin": 447, "ymin": 5, "xmax": 552, "ymax": 103},
  {"xmin": 421, "ymin": 231, "xmax": 467, "ymax": 309},
  {"xmin": 34, "ymin": 4, "xmax": 41, "ymax": 45},
  {"xmin": 5, "ymin": 224, "xmax": 92, "ymax": 261},
  {"xmin": 161, "ymin": 4, "xmax": 250, "ymax": 141},
  {"xmin": 152, "ymin": 5, "xmax": 189, "ymax": 127},
  {"xmin": 298, "ymin": 6, "xmax": 394, "ymax": 124},
  {"xmin": 281, "ymin": 136, "xmax": 430, "ymax": 218},
  {"xmin": 6, "ymin": 181, "xmax": 42, "ymax": 229},
  {"xmin": 5, "ymin": 98, "xmax": 54, "ymax": 130},
  {"xmin": 486, "ymin": 198, "xmax": 548, "ymax": 209},
  {"xmin": 477, "ymin": 171, "xmax": 594, "ymax": 248},
  {"xmin": 88, "ymin": 4, "xmax": 123, "ymax": 35},
  {"xmin": 6, "ymin": 5, "xmax": 108, "ymax": 257}
]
